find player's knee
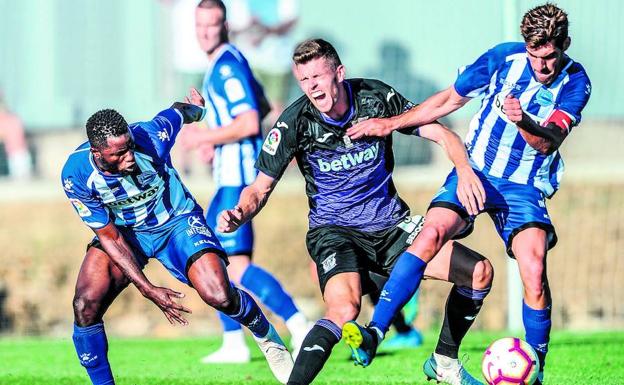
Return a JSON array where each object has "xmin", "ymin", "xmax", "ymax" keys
[
  {"xmin": 521, "ymin": 262, "xmax": 547, "ymax": 299},
  {"xmin": 72, "ymin": 294, "xmax": 102, "ymax": 326},
  {"xmin": 205, "ymin": 287, "xmax": 233, "ymax": 311},
  {"xmin": 472, "ymin": 259, "xmax": 494, "ymax": 289},
  {"xmin": 325, "ymin": 300, "xmax": 360, "ymax": 326},
  {"xmin": 417, "ymin": 224, "xmax": 448, "ymax": 252}
]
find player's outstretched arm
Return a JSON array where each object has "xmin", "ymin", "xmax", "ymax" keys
[
  {"xmin": 217, "ymin": 172, "xmax": 277, "ymax": 233},
  {"xmin": 503, "ymin": 94, "xmax": 569, "ymax": 155},
  {"xmin": 347, "ymin": 86, "xmax": 470, "ymax": 139},
  {"xmin": 94, "ymin": 223, "xmax": 191, "ymax": 325},
  {"xmin": 418, "ymin": 122, "xmax": 485, "ymax": 215}
]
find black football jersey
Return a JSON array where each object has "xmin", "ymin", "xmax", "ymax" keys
[{"xmin": 256, "ymin": 78, "xmax": 419, "ymax": 232}]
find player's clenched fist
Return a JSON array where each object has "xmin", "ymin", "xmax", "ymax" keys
[
  {"xmin": 217, "ymin": 206, "xmax": 244, "ymax": 233},
  {"xmin": 503, "ymin": 94, "xmax": 523, "ymax": 123}
]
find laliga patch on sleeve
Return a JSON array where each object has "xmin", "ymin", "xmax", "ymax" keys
[
  {"xmin": 224, "ymin": 78, "xmax": 246, "ymax": 103},
  {"xmin": 70, "ymin": 198, "xmax": 92, "ymax": 217},
  {"xmin": 262, "ymin": 128, "xmax": 282, "ymax": 155}
]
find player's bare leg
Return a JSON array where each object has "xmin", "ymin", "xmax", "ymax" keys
[
  {"xmin": 72, "ymin": 246, "xmax": 131, "ymax": 385},
  {"xmin": 188, "ymin": 252, "xmax": 293, "ymax": 384},
  {"xmin": 203, "ymin": 255, "xmax": 310, "ymax": 364},
  {"xmin": 512, "ymin": 228, "xmax": 551, "ymax": 384},
  {"xmin": 288, "ymin": 272, "xmax": 361, "ymax": 385}
]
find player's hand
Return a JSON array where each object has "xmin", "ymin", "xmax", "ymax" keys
[
  {"xmin": 185, "ymin": 87, "xmax": 205, "ymax": 107},
  {"xmin": 347, "ymin": 118, "xmax": 394, "ymax": 139},
  {"xmin": 143, "ymin": 286, "xmax": 191, "ymax": 325},
  {"xmin": 455, "ymin": 166, "xmax": 486, "ymax": 216},
  {"xmin": 503, "ymin": 94, "xmax": 523, "ymax": 123},
  {"xmin": 217, "ymin": 206, "xmax": 244, "ymax": 233}
]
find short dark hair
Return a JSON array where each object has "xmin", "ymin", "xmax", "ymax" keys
[
  {"xmin": 520, "ymin": 3, "xmax": 569, "ymax": 49},
  {"xmin": 197, "ymin": 0, "xmax": 227, "ymax": 20},
  {"xmin": 292, "ymin": 38, "xmax": 342, "ymax": 69},
  {"xmin": 86, "ymin": 109, "xmax": 129, "ymax": 149}
]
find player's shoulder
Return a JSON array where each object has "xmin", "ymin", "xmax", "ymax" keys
[
  {"xmin": 278, "ymin": 94, "xmax": 310, "ymax": 125},
  {"xmin": 61, "ymin": 142, "xmax": 97, "ymax": 189},
  {"xmin": 565, "ymin": 57, "xmax": 590, "ymax": 82},
  {"xmin": 351, "ymin": 78, "xmax": 393, "ymax": 93},
  {"xmin": 214, "ymin": 44, "xmax": 251, "ymax": 74}
]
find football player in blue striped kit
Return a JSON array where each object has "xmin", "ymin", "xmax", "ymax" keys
[
  {"xmin": 346, "ymin": 4, "xmax": 591, "ymax": 384},
  {"xmin": 184, "ymin": 0, "xmax": 310, "ymax": 363},
  {"xmin": 62, "ymin": 101, "xmax": 293, "ymax": 384}
]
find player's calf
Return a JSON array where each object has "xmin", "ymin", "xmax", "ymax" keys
[{"xmin": 288, "ymin": 319, "xmax": 342, "ymax": 385}]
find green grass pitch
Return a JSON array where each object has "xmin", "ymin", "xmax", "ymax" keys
[{"xmin": 1, "ymin": 331, "xmax": 622, "ymax": 384}]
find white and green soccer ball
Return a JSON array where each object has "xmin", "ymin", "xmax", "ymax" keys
[{"xmin": 482, "ymin": 337, "xmax": 540, "ymax": 385}]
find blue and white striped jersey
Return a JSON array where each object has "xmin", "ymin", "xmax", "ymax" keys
[
  {"xmin": 61, "ymin": 108, "xmax": 202, "ymax": 230},
  {"xmin": 455, "ymin": 42, "xmax": 591, "ymax": 197},
  {"xmin": 202, "ymin": 44, "xmax": 265, "ymax": 188}
]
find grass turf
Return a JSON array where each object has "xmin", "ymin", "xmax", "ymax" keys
[{"xmin": 1, "ymin": 331, "xmax": 622, "ymax": 384}]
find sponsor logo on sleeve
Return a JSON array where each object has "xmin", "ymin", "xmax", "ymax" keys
[
  {"xmin": 276, "ymin": 121, "xmax": 289, "ymax": 129},
  {"xmin": 70, "ymin": 198, "xmax": 92, "ymax": 217},
  {"xmin": 262, "ymin": 128, "xmax": 282, "ymax": 155},
  {"xmin": 224, "ymin": 78, "xmax": 245, "ymax": 103},
  {"xmin": 386, "ymin": 88, "xmax": 396, "ymax": 101}
]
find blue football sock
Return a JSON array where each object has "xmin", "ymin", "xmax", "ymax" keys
[
  {"xmin": 72, "ymin": 323, "xmax": 114, "ymax": 385},
  {"xmin": 523, "ymin": 301, "xmax": 551, "ymax": 369},
  {"xmin": 370, "ymin": 251, "xmax": 427, "ymax": 336},
  {"xmin": 218, "ymin": 309, "xmax": 243, "ymax": 332},
  {"xmin": 241, "ymin": 264, "xmax": 299, "ymax": 321},
  {"xmin": 227, "ymin": 288, "xmax": 270, "ymax": 338}
]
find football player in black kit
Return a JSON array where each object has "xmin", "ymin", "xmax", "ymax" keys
[{"xmin": 217, "ymin": 39, "xmax": 491, "ymax": 385}]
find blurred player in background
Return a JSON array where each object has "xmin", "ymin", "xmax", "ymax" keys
[
  {"xmin": 347, "ymin": 4, "xmax": 591, "ymax": 384},
  {"xmin": 184, "ymin": 0, "xmax": 310, "ymax": 363},
  {"xmin": 62, "ymin": 100, "xmax": 293, "ymax": 384},
  {"xmin": 225, "ymin": 0, "xmax": 299, "ymax": 124},
  {"xmin": 0, "ymin": 89, "xmax": 32, "ymax": 179},
  {"xmin": 217, "ymin": 38, "xmax": 493, "ymax": 385}
]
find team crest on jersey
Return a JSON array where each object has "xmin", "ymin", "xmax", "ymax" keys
[
  {"xmin": 70, "ymin": 198, "xmax": 92, "ymax": 217},
  {"xmin": 535, "ymin": 88, "xmax": 554, "ymax": 106},
  {"xmin": 262, "ymin": 128, "xmax": 281, "ymax": 155},
  {"xmin": 157, "ymin": 129, "xmax": 170, "ymax": 142},
  {"xmin": 224, "ymin": 78, "xmax": 245, "ymax": 102},
  {"xmin": 137, "ymin": 171, "xmax": 157, "ymax": 186}
]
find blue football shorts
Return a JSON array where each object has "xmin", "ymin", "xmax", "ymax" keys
[
  {"xmin": 89, "ymin": 211, "xmax": 226, "ymax": 285},
  {"xmin": 206, "ymin": 186, "xmax": 254, "ymax": 257},
  {"xmin": 429, "ymin": 168, "xmax": 557, "ymax": 257}
]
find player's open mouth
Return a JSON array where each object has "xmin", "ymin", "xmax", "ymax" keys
[{"xmin": 311, "ymin": 91, "xmax": 326, "ymax": 101}]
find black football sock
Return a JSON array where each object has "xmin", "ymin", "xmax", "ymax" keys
[
  {"xmin": 435, "ymin": 285, "xmax": 489, "ymax": 359},
  {"xmin": 287, "ymin": 319, "xmax": 341, "ymax": 385}
]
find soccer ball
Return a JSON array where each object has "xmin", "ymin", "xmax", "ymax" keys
[{"xmin": 482, "ymin": 337, "xmax": 540, "ymax": 385}]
